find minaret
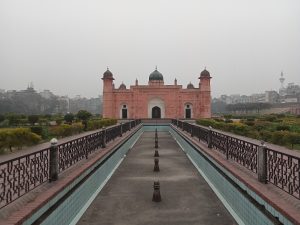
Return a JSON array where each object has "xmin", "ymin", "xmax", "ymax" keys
[
  {"xmin": 102, "ymin": 68, "xmax": 115, "ymax": 118},
  {"xmin": 279, "ymin": 71, "xmax": 285, "ymax": 89},
  {"xmin": 198, "ymin": 67, "xmax": 212, "ymax": 118}
]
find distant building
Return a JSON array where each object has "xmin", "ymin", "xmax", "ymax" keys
[
  {"xmin": 69, "ymin": 96, "xmax": 102, "ymax": 114},
  {"xmin": 102, "ymin": 67, "xmax": 211, "ymax": 119},
  {"xmin": 265, "ymin": 91, "xmax": 279, "ymax": 103},
  {"xmin": 39, "ymin": 90, "xmax": 55, "ymax": 99}
]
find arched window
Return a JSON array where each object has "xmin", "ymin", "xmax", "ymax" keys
[{"xmin": 185, "ymin": 104, "xmax": 192, "ymax": 119}]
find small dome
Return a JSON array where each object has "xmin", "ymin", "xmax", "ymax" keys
[
  {"xmin": 119, "ymin": 83, "xmax": 126, "ymax": 89},
  {"xmin": 187, "ymin": 82, "xmax": 194, "ymax": 89},
  {"xmin": 200, "ymin": 68, "xmax": 210, "ymax": 78},
  {"xmin": 103, "ymin": 68, "xmax": 114, "ymax": 79},
  {"xmin": 149, "ymin": 68, "xmax": 163, "ymax": 81}
]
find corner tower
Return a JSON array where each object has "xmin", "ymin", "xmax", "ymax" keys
[
  {"xmin": 102, "ymin": 68, "xmax": 114, "ymax": 118},
  {"xmin": 199, "ymin": 68, "xmax": 212, "ymax": 118}
]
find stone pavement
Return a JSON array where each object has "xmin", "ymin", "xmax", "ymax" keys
[{"xmin": 77, "ymin": 132, "xmax": 237, "ymax": 225}]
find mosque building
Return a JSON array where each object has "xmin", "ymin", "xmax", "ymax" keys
[{"xmin": 102, "ymin": 67, "xmax": 211, "ymax": 119}]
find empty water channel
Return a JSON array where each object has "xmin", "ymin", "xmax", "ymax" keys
[{"xmin": 27, "ymin": 125, "xmax": 286, "ymax": 225}]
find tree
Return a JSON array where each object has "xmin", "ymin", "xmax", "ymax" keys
[
  {"xmin": 77, "ymin": 110, "xmax": 92, "ymax": 130},
  {"xmin": 28, "ymin": 115, "xmax": 39, "ymax": 125},
  {"xmin": 0, "ymin": 114, "xmax": 5, "ymax": 123},
  {"xmin": 6, "ymin": 113, "xmax": 21, "ymax": 126},
  {"xmin": 64, "ymin": 113, "xmax": 74, "ymax": 124}
]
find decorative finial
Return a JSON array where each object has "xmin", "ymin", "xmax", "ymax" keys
[
  {"xmin": 205, "ymin": 66, "xmax": 206, "ymax": 70},
  {"xmin": 107, "ymin": 66, "xmax": 109, "ymax": 70},
  {"xmin": 155, "ymin": 65, "xmax": 157, "ymax": 70}
]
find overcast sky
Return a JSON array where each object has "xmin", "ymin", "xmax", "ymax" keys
[{"xmin": 0, "ymin": 0, "xmax": 299, "ymax": 98}]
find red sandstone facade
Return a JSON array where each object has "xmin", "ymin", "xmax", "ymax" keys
[{"xmin": 102, "ymin": 68, "xmax": 211, "ymax": 119}]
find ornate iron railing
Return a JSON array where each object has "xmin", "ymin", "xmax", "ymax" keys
[
  {"xmin": 0, "ymin": 119, "xmax": 141, "ymax": 208},
  {"xmin": 171, "ymin": 119, "xmax": 299, "ymax": 199},
  {"xmin": 266, "ymin": 148, "xmax": 299, "ymax": 199},
  {"xmin": 0, "ymin": 148, "xmax": 50, "ymax": 208},
  {"xmin": 58, "ymin": 131, "xmax": 104, "ymax": 172}
]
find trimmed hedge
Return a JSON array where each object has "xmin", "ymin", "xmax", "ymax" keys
[
  {"xmin": 0, "ymin": 128, "xmax": 41, "ymax": 152},
  {"xmin": 196, "ymin": 118, "xmax": 300, "ymax": 149},
  {"xmin": 49, "ymin": 123, "xmax": 84, "ymax": 138},
  {"xmin": 87, "ymin": 119, "xmax": 117, "ymax": 130}
]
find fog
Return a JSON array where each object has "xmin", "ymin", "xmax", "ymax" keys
[{"xmin": 0, "ymin": 0, "xmax": 299, "ymax": 98}]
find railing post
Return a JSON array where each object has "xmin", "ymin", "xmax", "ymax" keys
[
  {"xmin": 258, "ymin": 142, "xmax": 267, "ymax": 184},
  {"xmin": 208, "ymin": 126, "xmax": 212, "ymax": 149},
  {"xmin": 120, "ymin": 123, "xmax": 123, "ymax": 137},
  {"xmin": 85, "ymin": 137, "xmax": 89, "ymax": 159},
  {"xmin": 49, "ymin": 138, "xmax": 58, "ymax": 182},
  {"xmin": 155, "ymin": 128, "xmax": 158, "ymax": 148},
  {"xmin": 102, "ymin": 127, "xmax": 106, "ymax": 148},
  {"xmin": 226, "ymin": 136, "xmax": 229, "ymax": 159},
  {"xmin": 129, "ymin": 121, "xmax": 131, "ymax": 131},
  {"xmin": 191, "ymin": 125, "xmax": 194, "ymax": 137}
]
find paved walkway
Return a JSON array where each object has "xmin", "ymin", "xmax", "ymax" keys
[{"xmin": 77, "ymin": 132, "xmax": 237, "ymax": 225}]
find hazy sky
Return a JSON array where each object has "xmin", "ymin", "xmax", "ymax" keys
[{"xmin": 0, "ymin": 0, "xmax": 299, "ymax": 98}]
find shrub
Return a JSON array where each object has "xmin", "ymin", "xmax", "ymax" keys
[
  {"xmin": 30, "ymin": 126, "xmax": 44, "ymax": 136},
  {"xmin": 49, "ymin": 123, "xmax": 84, "ymax": 138},
  {"xmin": 262, "ymin": 115, "xmax": 277, "ymax": 122},
  {"xmin": 56, "ymin": 118, "xmax": 63, "ymax": 125},
  {"xmin": 259, "ymin": 130, "xmax": 273, "ymax": 142},
  {"xmin": 248, "ymin": 130, "xmax": 260, "ymax": 139},
  {"xmin": 276, "ymin": 124, "xmax": 290, "ymax": 131},
  {"xmin": 283, "ymin": 132, "xmax": 300, "ymax": 149},
  {"xmin": 271, "ymin": 131, "xmax": 290, "ymax": 146},
  {"xmin": 213, "ymin": 118, "xmax": 223, "ymax": 122},
  {"xmin": 227, "ymin": 123, "xmax": 250, "ymax": 136},
  {"xmin": 28, "ymin": 115, "xmax": 39, "ymax": 125},
  {"xmin": 244, "ymin": 121, "xmax": 255, "ymax": 126},
  {"xmin": 71, "ymin": 123, "xmax": 84, "ymax": 134},
  {"xmin": 87, "ymin": 119, "xmax": 117, "ymax": 131},
  {"xmin": 30, "ymin": 126, "xmax": 49, "ymax": 139},
  {"xmin": 197, "ymin": 119, "xmax": 218, "ymax": 128},
  {"xmin": 253, "ymin": 121, "xmax": 273, "ymax": 131},
  {"xmin": 0, "ymin": 128, "xmax": 41, "ymax": 152},
  {"xmin": 223, "ymin": 114, "xmax": 232, "ymax": 120},
  {"xmin": 277, "ymin": 114, "xmax": 286, "ymax": 118}
]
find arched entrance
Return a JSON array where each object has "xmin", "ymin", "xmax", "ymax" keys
[
  {"xmin": 185, "ymin": 103, "xmax": 192, "ymax": 119},
  {"xmin": 148, "ymin": 97, "xmax": 165, "ymax": 118},
  {"xmin": 152, "ymin": 106, "xmax": 161, "ymax": 118},
  {"xmin": 120, "ymin": 104, "xmax": 128, "ymax": 119}
]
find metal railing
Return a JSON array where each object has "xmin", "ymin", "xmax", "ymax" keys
[
  {"xmin": 171, "ymin": 119, "xmax": 300, "ymax": 199},
  {"xmin": 0, "ymin": 119, "xmax": 141, "ymax": 209}
]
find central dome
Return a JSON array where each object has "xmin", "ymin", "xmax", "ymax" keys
[{"xmin": 149, "ymin": 68, "xmax": 163, "ymax": 81}]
